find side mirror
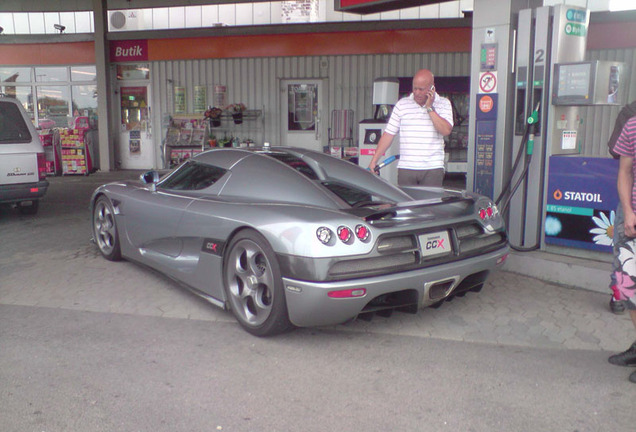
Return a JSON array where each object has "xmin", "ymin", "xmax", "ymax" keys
[{"xmin": 140, "ymin": 170, "xmax": 160, "ymax": 184}]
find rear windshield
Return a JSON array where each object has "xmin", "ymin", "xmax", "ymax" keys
[
  {"xmin": 0, "ymin": 101, "xmax": 32, "ymax": 144},
  {"xmin": 322, "ymin": 181, "xmax": 395, "ymax": 208}
]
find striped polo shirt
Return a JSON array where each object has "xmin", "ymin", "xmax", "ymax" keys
[
  {"xmin": 384, "ymin": 93, "xmax": 454, "ymax": 170},
  {"xmin": 613, "ymin": 116, "xmax": 636, "ymax": 211}
]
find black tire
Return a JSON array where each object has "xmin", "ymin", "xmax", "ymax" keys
[
  {"xmin": 223, "ymin": 229, "xmax": 294, "ymax": 337},
  {"xmin": 17, "ymin": 200, "xmax": 39, "ymax": 215},
  {"xmin": 92, "ymin": 195, "xmax": 122, "ymax": 261}
]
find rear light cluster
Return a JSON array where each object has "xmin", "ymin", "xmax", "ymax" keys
[
  {"xmin": 478, "ymin": 203, "xmax": 498, "ymax": 221},
  {"xmin": 316, "ymin": 224, "xmax": 371, "ymax": 246},
  {"xmin": 37, "ymin": 152, "xmax": 47, "ymax": 181}
]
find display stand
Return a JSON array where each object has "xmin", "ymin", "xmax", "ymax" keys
[
  {"xmin": 163, "ymin": 109, "xmax": 264, "ymax": 168},
  {"xmin": 208, "ymin": 109, "xmax": 263, "ymax": 148},
  {"xmin": 163, "ymin": 114, "xmax": 209, "ymax": 168},
  {"xmin": 60, "ymin": 117, "xmax": 93, "ymax": 175},
  {"xmin": 39, "ymin": 128, "xmax": 62, "ymax": 176}
]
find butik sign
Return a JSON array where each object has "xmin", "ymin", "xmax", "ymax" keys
[{"xmin": 110, "ymin": 40, "xmax": 148, "ymax": 62}]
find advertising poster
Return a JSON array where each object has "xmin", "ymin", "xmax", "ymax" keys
[
  {"xmin": 214, "ymin": 85, "xmax": 227, "ymax": 107},
  {"xmin": 194, "ymin": 86, "xmax": 207, "ymax": 113},
  {"xmin": 545, "ymin": 156, "xmax": 619, "ymax": 252},
  {"xmin": 129, "ymin": 130, "xmax": 141, "ymax": 155},
  {"xmin": 174, "ymin": 86, "xmax": 186, "ymax": 113}
]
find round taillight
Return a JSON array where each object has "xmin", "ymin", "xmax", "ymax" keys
[
  {"xmin": 337, "ymin": 226, "xmax": 352, "ymax": 243},
  {"xmin": 355, "ymin": 224, "xmax": 370, "ymax": 241},
  {"xmin": 316, "ymin": 227, "xmax": 333, "ymax": 245},
  {"xmin": 487, "ymin": 206, "xmax": 493, "ymax": 217},
  {"xmin": 479, "ymin": 208, "xmax": 487, "ymax": 220}
]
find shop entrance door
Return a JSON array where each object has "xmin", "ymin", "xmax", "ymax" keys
[
  {"xmin": 280, "ymin": 79, "xmax": 325, "ymax": 152},
  {"xmin": 117, "ymin": 84, "xmax": 154, "ymax": 169}
]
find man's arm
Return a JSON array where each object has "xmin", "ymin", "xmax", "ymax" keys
[
  {"xmin": 425, "ymin": 95, "xmax": 453, "ymax": 137},
  {"xmin": 368, "ymin": 132, "xmax": 395, "ymax": 173},
  {"xmin": 618, "ymin": 155, "xmax": 636, "ymax": 237},
  {"xmin": 428, "ymin": 109, "xmax": 453, "ymax": 136}
]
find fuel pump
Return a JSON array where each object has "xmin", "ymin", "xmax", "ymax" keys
[
  {"xmin": 358, "ymin": 77, "xmax": 400, "ymax": 185},
  {"xmin": 470, "ymin": 2, "xmax": 626, "ymax": 252}
]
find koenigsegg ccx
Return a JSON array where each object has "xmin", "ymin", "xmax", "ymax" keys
[{"xmin": 91, "ymin": 146, "xmax": 509, "ymax": 336}]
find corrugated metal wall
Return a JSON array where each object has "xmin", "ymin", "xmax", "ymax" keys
[
  {"xmin": 581, "ymin": 48, "xmax": 636, "ymax": 156},
  {"xmin": 148, "ymin": 47, "xmax": 632, "ymax": 167},
  {"xmin": 149, "ymin": 52, "xmax": 470, "ymax": 167}
]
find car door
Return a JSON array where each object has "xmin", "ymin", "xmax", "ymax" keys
[{"xmin": 121, "ymin": 185, "xmax": 193, "ymax": 269}]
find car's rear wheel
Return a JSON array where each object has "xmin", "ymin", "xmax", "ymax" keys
[
  {"xmin": 223, "ymin": 229, "xmax": 293, "ymax": 336},
  {"xmin": 17, "ymin": 200, "xmax": 39, "ymax": 215},
  {"xmin": 92, "ymin": 195, "xmax": 122, "ymax": 261}
]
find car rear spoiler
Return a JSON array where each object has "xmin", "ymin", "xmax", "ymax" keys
[{"xmin": 346, "ymin": 194, "xmax": 474, "ymax": 221}]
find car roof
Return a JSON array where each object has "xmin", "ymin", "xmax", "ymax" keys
[{"xmin": 190, "ymin": 147, "xmax": 411, "ymax": 208}]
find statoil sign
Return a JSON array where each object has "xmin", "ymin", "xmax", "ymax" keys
[{"xmin": 546, "ymin": 156, "xmax": 618, "ymax": 252}]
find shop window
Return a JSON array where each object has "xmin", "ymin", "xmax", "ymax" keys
[
  {"xmin": 71, "ymin": 66, "xmax": 97, "ymax": 82},
  {"xmin": 117, "ymin": 64, "xmax": 150, "ymax": 81},
  {"xmin": 0, "ymin": 67, "xmax": 32, "ymax": 83},
  {"xmin": 37, "ymin": 86, "xmax": 70, "ymax": 128},
  {"xmin": 9, "ymin": 86, "xmax": 35, "ymax": 121},
  {"xmin": 287, "ymin": 84, "xmax": 317, "ymax": 131},
  {"xmin": 35, "ymin": 67, "xmax": 68, "ymax": 83},
  {"xmin": 72, "ymin": 84, "xmax": 98, "ymax": 120}
]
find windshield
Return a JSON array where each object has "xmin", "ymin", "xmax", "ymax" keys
[{"xmin": 159, "ymin": 161, "xmax": 227, "ymax": 190}]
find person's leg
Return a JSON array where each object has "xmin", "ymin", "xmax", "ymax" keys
[
  {"xmin": 608, "ymin": 304, "xmax": 636, "ymax": 368},
  {"xmin": 611, "ymin": 202, "xmax": 627, "ymax": 314},
  {"xmin": 397, "ymin": 168, "xmax": 419, "ymax": 186},
  {"xmin": 421, "ymin": 168, "xmax": 445, "ymax": 187}
]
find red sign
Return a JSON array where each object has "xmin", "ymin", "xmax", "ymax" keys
[
  {"xmin": 479, "ymin": 95, "xmax": 494, "ymax": 113},
  {"xmin": 336, "ymin": 0, "xmax": 431, "ymax": 14},
  {"xmin": 110, "ymin": 40, "xmax": 148, "ymax": 62}
]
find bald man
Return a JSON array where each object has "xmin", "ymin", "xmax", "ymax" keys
[{"xmin": 369, "ymin": 69, "xmax": 453, "ymax": 187}]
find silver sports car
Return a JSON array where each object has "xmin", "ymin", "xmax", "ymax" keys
[{"xmin": 91, "ymin": 146, "xmax": 508, "ymax": 336}]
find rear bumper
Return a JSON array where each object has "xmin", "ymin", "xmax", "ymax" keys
[
  {"xmin": 283, "ymin": 245, "xmax": 509, "ymax": 327},
  {"xmin": 0, "ymin": 180, "xmax": 49, "ymax": 204}
]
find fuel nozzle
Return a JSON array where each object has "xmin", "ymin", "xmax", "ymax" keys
[
  {"xmin": 373, "ymin": 155, "xmax": 400, "ymax": 174},
  {"xmin": 525, "ymin": 102, "xmax": 541, "ymax": 155},
  {"xmin": 527, "ymin": 101, "xmax": 540, "ymax": 126}
]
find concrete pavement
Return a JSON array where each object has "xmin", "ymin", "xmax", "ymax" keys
[{"xmin": 0, "ymin": 169, "xmax": 633, "ymax": 353}]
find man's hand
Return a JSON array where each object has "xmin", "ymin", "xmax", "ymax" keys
[{"xmin": 368, "ymin": 160, "xmax": 379, "ymax": 174}]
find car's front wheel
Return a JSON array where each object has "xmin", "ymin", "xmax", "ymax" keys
[
  {"xmin": 92, "ymin": 195, "xmax": 122, "ymax": 261},
  {"xmin": 223, "ymin": 229, "xmax": 293, "ymax": 336}
]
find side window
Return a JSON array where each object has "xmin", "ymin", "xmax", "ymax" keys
[
  {"xmin": 0, "ymin": 102, "xmax": 32, "ymax": 144},
  {"xmin": 158, "ymin": 161, "xmax": 227, "ymax": 191}
]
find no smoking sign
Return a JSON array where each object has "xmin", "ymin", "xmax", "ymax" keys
[{"xmin": 479, "ymin": 71, "xmax": 497, "ymax": 93}]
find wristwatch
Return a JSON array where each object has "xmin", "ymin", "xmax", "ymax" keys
[{"xmin": 426, "ymin": 106, "xmax": 435, "ymax": 113}]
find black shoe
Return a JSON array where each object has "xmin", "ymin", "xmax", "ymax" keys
[
  {"xmin": 630, "ymin": 370, "xmax": 636, "ymax": 383},
  {"xmin": 610, "ymin": 297, "xmax": 626, "ymax": 315},
  {"xmin": 609, "ymin": 341, "xmax": 636, "ymax": 366}
]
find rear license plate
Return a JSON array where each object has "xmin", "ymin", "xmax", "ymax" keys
[{"xmin": 419, "ymin": 231, "xmax": 451, "ymax": 258}]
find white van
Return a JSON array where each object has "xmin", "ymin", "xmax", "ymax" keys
[{"xmin": 0, "ymin": 95, "xmax": 49, "ymax": 214}]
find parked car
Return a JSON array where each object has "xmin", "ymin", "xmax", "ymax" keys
[
  {"xmin": 0, "ymin": 95, "xmax": 49, "ymax": 214},
  {"xmin": 90, "ymin": 146, "xmax": 509, "ymax": 336}
]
